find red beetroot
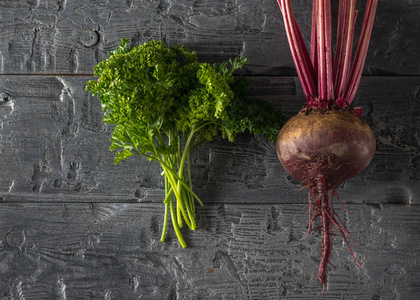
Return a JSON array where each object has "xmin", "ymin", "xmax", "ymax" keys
[
  {"xmin": 276, "ymin": 107, "xmax": 375, "ymax": 288},
  {"xmin": 276, "ymin": 0, "xmax": 378, "ymax": 291},
  {"xmin": 277, "ymin": 108, "xmax": 376, "ymax": 189}
]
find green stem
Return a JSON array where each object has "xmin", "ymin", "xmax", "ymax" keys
[
  {"xmin": 176, "ymin": 127, "xmax": 198, "ymax": 229},
  {"xmin": 187, "ymin": 151, "xmax": 195, "ymax": 218},
  {"xmin": 158, "ymin": 155, "xmax": 204, "ymax": 207},
  {"xmin": 176, "ymin": 137, "xmax": 183, "ymax": 227},
  {"xmin": 160, "ymin": 175, "xmax": 171, "ymax": 242},
  {"xmin": 169, "ymin": 191, "xmax": 187, "ymax": 248},
  {"xmin": 177, "ymin": 127, "xmax": 196, "ymax": 188},
  {"xmin": 156, "ymin": 125, "xmax": 207, "ymax": 247},
  {"xmin": 160, "ymin": 175, "xmax": 169, "ymax": 242},
  {"xmin": 159, "ymin": 152, "xmax": 190, "ymax": 246},
  {"xmin": 163, "ymin": 185, "xmax": 173, "ymax": 204},
  {"xmin": 160, "ymin": 202, "xmax": 170, "ymax": 242},
  {"xmin": 161, "ymin": 159, "xmax": 193, "ymax": 229}
]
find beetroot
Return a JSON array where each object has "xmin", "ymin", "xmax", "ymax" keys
[
  {"xmin": 277, "ymin": 108, "xmax": 376, "ymax": 190},
  {"xmin": 276, "ymin": 0, "xmax": 378, "ymax": 292},
  {"xmin": 276, "ymin": 107, "xmax": 375, "ymax": 287}
]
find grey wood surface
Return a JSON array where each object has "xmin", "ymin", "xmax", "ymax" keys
[
  {"xmin": 0, "ymin": 0, "xmax": 419, "ymax": 299},
  {"xmin": 0, "ymin": 203, "xmax": 419, "ymax": 299},
  {"xmin": 0, "ymin": 0, "xmax": 419, "ymax": 75},
  {"xmin": 0, "ymin": 76, "xmax": 418, "ymax": 206}
]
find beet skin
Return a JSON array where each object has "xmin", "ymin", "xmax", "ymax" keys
[{"xmin": 276, "ymin": 108, "xmax": 376, "ymax": 188}]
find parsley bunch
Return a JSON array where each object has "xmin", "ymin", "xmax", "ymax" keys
[{"xmin": 86, "ymin": 39, "xmax": 283, "ymax": 247}]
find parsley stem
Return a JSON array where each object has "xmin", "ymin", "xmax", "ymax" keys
[
  {"xmin": 168, "ymin": 190, "xmax": 187, "ymax": 248},
  {"xmin": 160, "ymin": 201, "xmax": 170, "ymax": 242},
  {"xmin": 160, "ymin": 174, "xmax": 171, "ymax": 242},
  {"xmin": 176, "ymin": 127, "xmax": 198, "ymax": 229},
  {"xmin": 160, "ymin": 155, "xmax": 192, "ymax": 228},
  {"xmin": 187, "ymin": 151, "xmax": 194, "ymax": 218},
  {"xmin": 160, "ymin": 157, "xmax": 188, "ymax": 246},
  {"xmin": 176, "ymin": 139, "xmax": 183, "ymax": 228},
  {"xmin": 158, "ymin": 158, "xmax": 203, "ymax": 206},
  {"xmin": 162, "ymin": 156, "xmax": 192, "ymax": 230},
  {"xmin": 163, "ymin": 185, "xmax": 173, "ymax": 204}
]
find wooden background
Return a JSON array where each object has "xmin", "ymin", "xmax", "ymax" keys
[{"xmin": 0, "ymin": 0, "xmax": 419, "ymax": 299}]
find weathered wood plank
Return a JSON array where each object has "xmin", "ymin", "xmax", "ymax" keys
[
  {"xmin": 0, "ymin": 202, "xmax": 418, "ymax": 299},
  {"xmin": 1, "ymin": 0, "xmax": 418, "ymax": 298},
  {"xmin": 0, "ymin": 75, "xmax": 418, "ymax": 204},
  {"xmin": 0, "ymin": 0, "xmax": 418, "ymax": 75}
]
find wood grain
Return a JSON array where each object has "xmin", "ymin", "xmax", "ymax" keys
[
  {"xmin": 0, "ymin": 0, "xmax": 419, "ymax": 298},
  {"xmin": 0, "ymin": 200, "xmax": 420, "ymax": 299},
  {"xmin": 0, "ymin": 202, "xmax": 418, "ymax": 299},
  {"xmin": 0, "ymin": 0, "xmax": 418, "ymax": 75},
  {"xmin": 0, "ymin": 75, "xmax": 418, "ymax": 205}
]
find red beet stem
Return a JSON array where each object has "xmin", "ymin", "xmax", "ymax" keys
[
  {"xmin": 333, "ymin": 0, "xmax": 358, "ymax": 100},
  {"xmin": 344, "ymin": 0, "xmax": 379, "ymax": 104},
  {"xmin": 278, "ymin": 0, "xmax": 317, "ymax": 104},
  {"xmin": 323, "ymin": 0, "xmax": 334, "ymax": 101},
  {"xmin": 316, "ymin": 0, "xmax": 334, "ymax": 103},
  {"xmin": 310, "ymin": 0, "xmax": 318, "ymax": 77},
  {"xmin": 279, "ymin": 0, "xmax": 378, "ymax": 110}
]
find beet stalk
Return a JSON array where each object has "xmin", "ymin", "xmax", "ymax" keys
[{"xmin": 276, "ymin": 0, "xmax": 378, "ymax": 292}]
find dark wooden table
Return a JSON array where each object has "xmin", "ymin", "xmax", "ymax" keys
[{"xmin": 0, "ymin": 0, "xmax": 419, "ymax": 299}]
